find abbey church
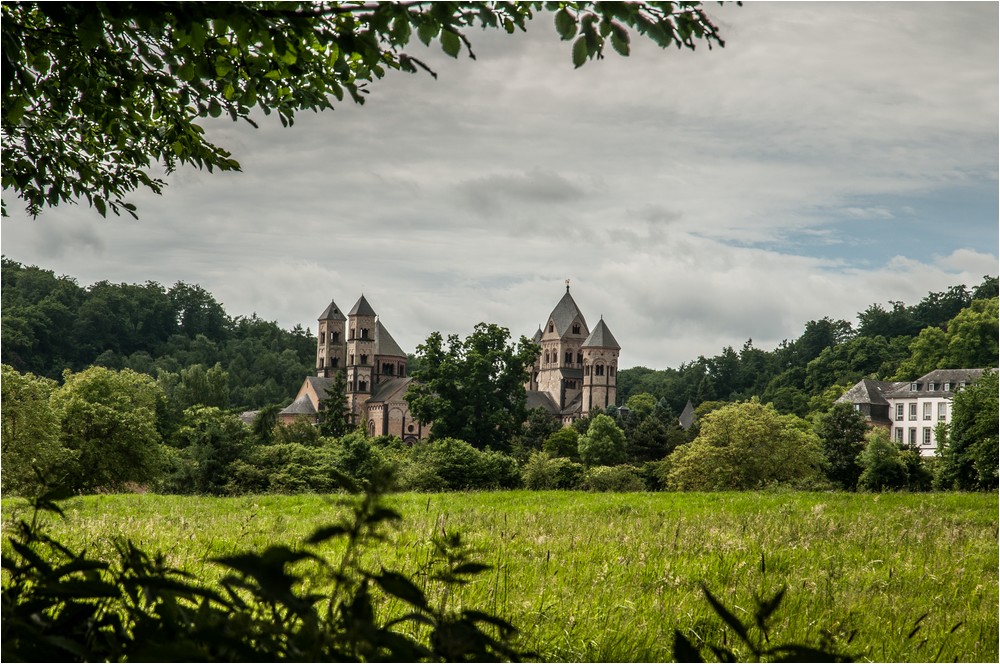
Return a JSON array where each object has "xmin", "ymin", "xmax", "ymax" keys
[{"xmin": 279, "ymin": 286, "xmax": 620, "ymax": 442}]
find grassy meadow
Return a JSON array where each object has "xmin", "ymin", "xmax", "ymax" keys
[{"xmin": 3, "ymin": 490, "xmax": 997, "ymax": 662}]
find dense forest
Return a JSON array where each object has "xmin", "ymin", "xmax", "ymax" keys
[{"xmin": 1, "ymin": 257, "xmax": 315, "ymax": 409}]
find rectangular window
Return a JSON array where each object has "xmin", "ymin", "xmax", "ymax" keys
[
  {"xmin": 908, "ymin": 403, "xmax": 917, "ymax": 421},
  {"xmin": 944, "ymin": 382, "xmax": 951, "ymax": 391},
  {"xmin": 938, "ymin": 402, "xmax": 947, "ymax": 420},
  {"xmin": 923, "ymin": 428, "xmax": 932, "ymax": 446},
  {"xmin": 894, "ymin": 428, "xmax": 903, "ymax": 443},
  {"xmin": 923, "ymin": 403, "xmax": 932, "ymax": 420},
  {"xmin": 595, "ymin": 365, "xmax": 604, "ymax": 377},
  {"xmin": 331, "ymin": 331, "xmax": 339, "ymax": 343},
  {"xmin": 910, "ymin": 382, "xmax": 920, "ymax": 392},
  {"xmin": 909, "ymin": 428, "xmax": 917, "ymax": 446},
  {"xmin": 895, "ymin": 403, "xmax": 904, "ymax": 421},
  {"xmin": 565, "ymin": 351, "xmax": 573, "ymax": 365}
]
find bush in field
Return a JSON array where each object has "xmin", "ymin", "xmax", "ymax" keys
[
  {"xmin": 521, "ymin": 452, "xmax": 584, "ymax": 490},
  {"xmin": 0, "ymin": 364, "xmax": 77, "ymax": 496},
  {"xmin": 857, "ymin": 429, "xmax": 909, "ymax": 491},
  {"xmin": 164, "ymin": 406, "xmax": 253, "ymax": 495},
  {"xmin": 580, "ymin": 465, "xmax": 645, "ymax": 492},
  {"xmin": 414, "ymin": 438, "xmax": 520, "ymax": 490},
  {"xmin": 664, "ymin": 399, "xmax": 827, "ymax": 491},
  {"xmin": 577, "ymin": 414, "xmax": 627, "ymax": 467},
  {"xmin": 52, "ymin": 366, "xmax": 166, "ymax": 492},
  {"xmin": 227, "ymin": 443, "xmax": 341, "ymax": 494}
]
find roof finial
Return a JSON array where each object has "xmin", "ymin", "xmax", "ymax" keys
[{"xmin": 565, "ymin": 278, "xmax": 571, "ymax": 293}]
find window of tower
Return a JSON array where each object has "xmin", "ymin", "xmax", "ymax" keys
[
  {"xmin": 610, "ymin": 366, "xmax": 616, "ymax": 376},
  {"xmin": 595, "ymin": 365, "xmax": 605, "ymax": 377},
  {"xmin": 361, "ymin": 328, "xmax": 369, "ymax": 339},
  {"xmin": 585, "ymin": 365, "xmax": 591, "ymax": 376},
  {"xmin": 359, "ymin": 381, "xmax": 368, "ymax": 392},
  {"xmin": 572, "ymin": 323, "xmax": 581, "ymax": 334},
  {"xmin": 548, "ymin": 323, "xmax": 554, "ymax": 333},
  {"xmin": 576, "ymin": 352, "xmax": 582, "ymax": 364},
  {"xmin": 332, "ymin": 358, "xmax": 339, "ymax": 368},
  {"xmin": 361, "ymin": 354, "xmax": 368, "ymax": 365},
  {"xmin": 565, "ymin": 351, "xmax": 573, "ymax": 364},
  {"xmin": 350, "ymin": 354, "xmax": 354, "ymax": 365},
  {"xmin": 544, "ymin": 352, "xmax": 549, "ymax": 364},
  {"xmin": 319, "ymin": 358, "xmax": 325, "ymax": 368},
  {"xmin": 331, "ymin": 331, "xmax": 339, "ymax": 343}
]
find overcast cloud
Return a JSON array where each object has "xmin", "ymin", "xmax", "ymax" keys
[{"xmin": 3, "ymin": 2, "xmax": 997, "ymax": 370}]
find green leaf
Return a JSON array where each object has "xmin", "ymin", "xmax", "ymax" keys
[
  {"xmin": 673, "ymin": 630, "xmax": 705, "ymax": 663},
  {"xmin": 94, "ymin": 196, "xmax": 106, "ymax": 217},
  {"xmin": 554, "ymin": 9, "xmax": 576, "ymax": 40},
  {"xmin": 374, "ymin": 569, "xmax": 429, "ymax": 609},
  {"xmin": 701, "ymin": 585, "xmax": 751, "ymax": 647},
  {"xmin": 572, "ymin": 36, "xmax": 588, "ymax": 68},
  {"xmin": 610, "ymin": 24, "xmax": 630, "ymax": 56},
  {"xmin": 417, "ymin": 21, "xmax": 438, "ymax": 47},
  {"xmin": 440, "ymin": 29, "xmax": 461, "ymax": 58},
  {"xmin": 452, "ymin": 562, "xmax": 492, "ymax": 576}
]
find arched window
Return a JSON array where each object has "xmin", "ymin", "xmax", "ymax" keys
[
  {"xmin": 595, "ymin": 365, "xmax": 605, "ymax": 377},
  {"xmin": 576, "ymin": 352, "xmax": 583, "ymax": 364},
  {"xmin": 548, "ymin": 322, "xmax": 554, "ymax": 333},
  {"xmin": 544, "ymin": 352, "xmax": 550, "ymax": 364},
  {"xmin": 565, "ymin": 351, "xmax": 573, "ymax": 365}
]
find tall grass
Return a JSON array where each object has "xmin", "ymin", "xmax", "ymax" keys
[{"xmin": 3, "ymin": 491, "xmax": 996, "ymax": 662}]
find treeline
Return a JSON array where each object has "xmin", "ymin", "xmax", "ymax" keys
[
  {"xmin": 1, "ymin": 257, "xmax": 314, "ymax": 409},
  {"xmin": 618, "ymin": 275, "xmax": 999, "ymax": 417}
]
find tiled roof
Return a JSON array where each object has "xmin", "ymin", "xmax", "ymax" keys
[
  {"xmin": 526, "ymin": 391, "xmax": 559, "ymax": 414},
  {"xmin": 560, "ymin": 392, "xmax": 583, "ymax": 416},
  {"xmin": 367, "ymin": 377, "xmax": 413, "ymax": 403},
  {"xmin": 837, "ymin": 379, "xmax": 904, "ymax": 406},
  {"xmin": 532, "ymin": 326, "xmax": 543, "ymax": 343},
  {"xmin": 318, "ymin": 299, "xmax": 347, "ymax": 321},
  {"xmin": 375, "ymin": 321, "xmax": 406, "ymax": 358},
  {"xmin": 582, "ymin": 318, "xmax": 620, "ymax": 350},
  {"xmin": 546, "ymin": 290, "xmax": 588, "ymax": 338},
  {"xmin": 349, "ymin": 294, "xmax": 377, "ymax": 317},
  {"xmin": 886, "ymin": 368, "xmax": 991, "ymax": 399},
  {"xmin": 280, "ymin": 393, "xmax": 317, "ymax": 415}
]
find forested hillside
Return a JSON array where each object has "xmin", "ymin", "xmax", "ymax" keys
[
  {"xmin": 2, "ymin": 258, "xmax": 996, "ymax": 417},
  {"xmin": 1, "ymin": 258, "xmax": 314, "ymax": 409},
  {"xmin": 618, "ymin": 275, "xmax": 999, "ymax": 418}
]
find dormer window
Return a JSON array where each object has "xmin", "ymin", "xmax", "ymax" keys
[
  {"xmin": 910, "ymin": 383, "xmax": 921, "ymax": 391},
  {"xmin": 928, "ymin": 382, "xmax": 937, "ymax": 391},
  {"xmin": 548, "ymin": 323, "xmax": 554, "ymax": 333},
  {"xmin": 944, "ymin": 382, "xmax": 951, "ymax": 391}
]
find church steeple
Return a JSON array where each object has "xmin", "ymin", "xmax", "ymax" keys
[{"xmin": 316, "ymin": 298, "xmax": 347, "ymax": 377}]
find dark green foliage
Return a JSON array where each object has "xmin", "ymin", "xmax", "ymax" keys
[
  {"xmin": 674, "ymin": 584, "xmax": 854, "ymax": 662},
  {"xmin": 577, "ymin": 413, "xmax": 627, "ymax": 467},
  {"xmin": 164, "ymin": 406, "xmax": 253, "ymax": 495},
  {"xmin": 1, "ymin": 482, "xmax": 528, "ymax": 662},
  {"xmin": 1, "ymin": 259, "xmax": 315, "ymax": 410},
  {"xmin": 511, "ymin": 407, "xmax": 562, "ymax": 461},
  {"xmin": 317, "ymin": 370, "xmax": 351, "ymax": 438},
  {"xmin": 935, "ymin": 370, "xmax": 999, "ymax": 490},
  {"xmin": 406, "ymin": 324, "xmax": 539, "ymax": 453},
  {"xmin": 520, "ymin": 452, "xmax": 585, "ymax": 490},
  {"xmin": 857, "ymin": 430, "xmax": 909, "ymax": 492},
  {"xmin": 403, "ymin": 438, "xmax": 521, "ymax": 491},
  {"xmin": 814, "ymin": 403, "xmax": 868, "ymax": 490},
  {"xmin": 541, "ymin": 427, "xmax": 581, "ymax": 460},
  {"xmin": 3, "ymin": 2, "xmax": 726, "ymax": 219},
  {"xmin": 580, "ymin": 465, "xmax": 645, "ymax": 492}
]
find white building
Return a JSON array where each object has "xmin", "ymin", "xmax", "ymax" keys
[{"xmin": 837, "ymin": 368, "xmax": 990, "ymax": 456}]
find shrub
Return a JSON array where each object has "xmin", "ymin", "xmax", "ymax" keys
[
  {"xmin": 581, "ymin": 465, "xmax": 645, "ymax": 492},
  {"xmin": 541, "ymin": 427, "xmax": 580, "ymax": 460},
  {"xmin": 520, "ymin": 452, "xmax": 584, "ymax": 490},
  {"xmin": 409, "ymin": 438, "xmax": 520, "ymax": 490},
  {"xmin": 577, "ymin": 414, "xmax": 627, "ymax": 467},
  {"xmin": 857, "ymin": 429, "xmax": 909, "ymax": 491}
]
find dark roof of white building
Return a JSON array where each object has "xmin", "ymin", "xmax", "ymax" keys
[
  {"xmin": 837, "ymin": 379, "xmax": 905, "ymax": 406},
  {"xmin": 885, "ymin": 368, "xmax": 990, "ymax": 399}
]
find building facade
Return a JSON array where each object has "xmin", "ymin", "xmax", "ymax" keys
[
  {"xmin": 837, "ymin": 368, "xmax": 989, "ymax": 456},
  {"xmin": 281, "ymin": 286, "xmax": 622, "ymax": 438},
  {"xmin": 525, "ymin": 284, "xmax": 621, "ymax": 425}
]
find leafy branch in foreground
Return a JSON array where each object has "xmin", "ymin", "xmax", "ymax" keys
[
  {"xmin": 2, "ymin": 2, "xmax": 727, "ymax": 219},
  {"xmin": 0, "ymin": 473, "xmax": 528, "ymax": 662}
]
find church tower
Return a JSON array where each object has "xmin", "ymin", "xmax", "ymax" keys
[
  {"xmin": 581, "ymin": 317, "xmax": 620, "ymax": 414},
  {"xmin": 316, "ymin": 299, "xmax": 347, "ymax": 377},
  {"xmin": 536, "ymin": 282, "xmax": 590, "ymax": 411},
  {"xmin": 346, "ymin": 294, "xmax": 377, "ymax": 419}
]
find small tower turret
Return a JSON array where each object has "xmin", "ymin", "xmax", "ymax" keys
[
  {"xmin": 317, "ymin": 299, "xmax": 347, "ymax": 377},
  {"xmin": 346, "ymin": 294, "xmax": 377, "ymax": 420},
  {"xmin": 581, "ymin": 317, "xmax": 620, "ymax": 415}
]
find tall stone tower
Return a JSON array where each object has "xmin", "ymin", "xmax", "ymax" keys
[
  {"xmin": 535, "ymin": 283, "xmax": 590, "ymax": 411},
  {"xmin": 316, "ymin": 299, "xmax": 347, "ymax": 377},
  {"xmin": 346, "ymin": 294, "xmax": 377, "ymax": 419},
  {"xmin": 581, "ymin": 317, "xmax": 620, "ymax": 414}
]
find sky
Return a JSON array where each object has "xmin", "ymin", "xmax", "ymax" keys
[{"xmin": 3, "ymin": 2, "xmax": 998, "ymax": 370}]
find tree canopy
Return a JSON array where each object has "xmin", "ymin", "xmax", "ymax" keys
[
  {"xmin": 2, "ymin": 1, "xmax": 726, "ymax": 218},
  {"xmin": 405, "ymin": 323, "xmax": 539, "ymax": 452}
]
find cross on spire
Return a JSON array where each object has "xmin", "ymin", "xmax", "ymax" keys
[{"xmin": 565, "ymin": 278, "xmax": 571, "ymax": 293}]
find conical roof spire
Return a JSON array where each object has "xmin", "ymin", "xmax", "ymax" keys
[
  {"xmin": 319, "ymin": 299, "xmax": 346, "ymax": 321},
  {"xmin": 349, "ymin": 294, "xmax": 377, "ymax": 317},
  {"xmin": 546, "ymin": 288, "xmax": 588, "ymax": 337},
  {"xmin": 582, "ymin": 318, "xmax": 620, "ymax": 350}
]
